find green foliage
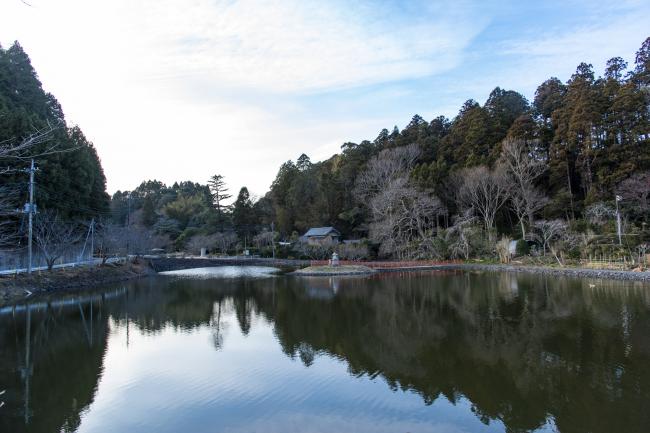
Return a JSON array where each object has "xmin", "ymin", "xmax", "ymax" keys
[
  {"xmin": 141, "ymin": 196, "xmax": 156, "ymax": 227},
  {"xmin": 232, "ymin": 187, "xmax": 254, "ymax": 236},
  {"xmin": 106, "ymin": 37, "xmax": 650, "ymax": 259},
  {"xmin": 0, "ymin": 42, "xmax": 109, "ymax": 220},
  {"xmin": 163, "ymin": 194, "xmax": 206, "ymax": 228},
  {"xmin": 516, "ymin": 239, "xmax": 530, "ymax": 256}
]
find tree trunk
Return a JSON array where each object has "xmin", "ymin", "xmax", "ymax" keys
[{"xmin": 566, "ymin": 152, "xmax": 575, "ymax": 220}]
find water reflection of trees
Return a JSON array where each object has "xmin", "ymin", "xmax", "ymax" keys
[
  {"xmin": 252, "ymin": 272, "xmax": 650, "ymax": 433},
  {"xmin": 1, "ymin": 272, "xmax": 649, "ymax": 432},
  {"xmin": 0, "ymin": 297, "xmax": 110, "ymax": 433},
  {"xmin": 0, "ymin": 277, "xmax": 274, "ymax": 433}
]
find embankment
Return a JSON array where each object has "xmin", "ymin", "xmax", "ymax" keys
[{"xmin": 0, "ymin": 260, "xmax": 155, "ymax": 307}]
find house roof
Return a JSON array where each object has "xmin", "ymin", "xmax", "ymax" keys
[{"xmin": 303, "ymin": 227, "xmax": 340, "ymax": 237}]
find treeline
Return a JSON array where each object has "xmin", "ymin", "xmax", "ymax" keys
[
  {"xmin": 114, "ymin": 37, "xmax": 650, "ymax": 261},
  {"xmin": 0, "ymin": 41, "xmax": 109, "ymax": 219},
  {"xmin": 265, "ymin": 38, "xmax": 650, "ymax": 235}
]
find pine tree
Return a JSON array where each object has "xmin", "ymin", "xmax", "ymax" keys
[{"xmin": 208, "ymin": 174, "xmax": 232, "ymax": 219}]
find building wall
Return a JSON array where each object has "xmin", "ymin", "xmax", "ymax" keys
[{"xmin": 307, "ymin": 235, "xmax": 339, "ymax": 246}]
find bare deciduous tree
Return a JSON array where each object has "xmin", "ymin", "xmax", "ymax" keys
[
  {"xmin": 533, "ymin": 219, "xmax": 568, "ymax": 256},
  {"xmin": 499, "ymin": 139, "xmax": 548, "ymax": 238},
  {"xmin": 130, "ymin": 227, "xmax": 167, "ymax": 256},
  {"xmin": 455, "ymin": 165, "xmax": 509, "ymax": 237},
  {"xmin": 0, "ymin": 187, "xmax": 20, "ymax": 248},
  {"xmin": 186, "ymin": 234, "xmax": 217, "ymax": 255},
  {"xmin": 585, "ymin": 202, "xmax": 615, "ymax": 226},
  {"xmin": 96, "ymin": 223, "xmax": 128, "ymax": 263},
  {"xmin": 445, "ymin": 210, "xmax": 478, "ymax": 260},
  {"xmin": 252, "ymin": 231, "xmax": 275, "ymax": 250},
  {"xmin": 355, "ymin": 143, "xmax": 446, "ymax": 259},
  {"xmin": 0, "ymin": 127, "xmax": 61, "ymax": 171},
  {"xmin": 97, "ymin": 222, "xmax": 168, "ymax": 261},
  {"xmin": 617, "ymin": 171, "xmax": 650, "ymax": 216},
  {"xmin": 34, "ymin": 212, "xmax": 81, "ymax": 270},
  {"xmin": 368, "ymin": 179, "xmax": 445, "ymax": 258},
  {"xmin": 187, "ymin": 232, "xmax": 243, "ymax": 256},
  {"xmin": 214, "ymin": 232, "xmax": 238, "ymax": 255},
  {"xmin": 337, "ymin": 242, "xmax": 369, "ymax": 260},
  {"xmin": 354, "ymin": 143, "xmax": 420, "ymax": 202},
  {"xmin": 294, "ymin": 239, "xmax": 335, "ymax": 260}
]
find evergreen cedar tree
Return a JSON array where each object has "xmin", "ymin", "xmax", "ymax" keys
[
  {"xmin": 4, "ymin": 39, "xmax": 649, "ymax": 245},
  {"xmin": 0, "ymin": 42, "xmax": 109, "ymax": 219}
]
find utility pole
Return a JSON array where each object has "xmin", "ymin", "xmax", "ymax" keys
[
  {"xmin": 616, "ymin": 195, "xmax": 623, "ymax": 245},
  {"xmin": 126, "ymin": 193, "xmax": 131, "ymax": 257},
  {"xmin": 79, "ymin": 218, "xmax": 95, "ymax": 263},
  {"xmin": 23, "ymin": 159, "xmax": 38, "ymax": 274}
]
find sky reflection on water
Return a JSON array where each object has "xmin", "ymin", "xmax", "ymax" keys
[{"xmin": 1, "ymin": 269, "xmax": 649, "ymax": 432}]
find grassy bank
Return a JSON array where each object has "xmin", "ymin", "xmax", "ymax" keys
[{"xmin": 292, "ymin": 265, "xmax": 377, "ymax": 276}]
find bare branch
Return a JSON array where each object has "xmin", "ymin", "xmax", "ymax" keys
[
  {"xmin": 532, "ymin": 219, "xmax": 568, "ymax": 257},
  {"xmin": 33, "ymin": 211, "xmax": 81, "ymax": 270},
  {"xmin": 499, "ymin": 138, "xmax": 548, "ymax": 238},
  {"xmin": 455, "ymin": 165, "xmax": 509, "ymax": 235}
]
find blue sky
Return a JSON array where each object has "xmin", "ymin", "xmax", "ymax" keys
[{"xmin": 1, "ymin": 0, "xmax": 648, "ymax": 197}]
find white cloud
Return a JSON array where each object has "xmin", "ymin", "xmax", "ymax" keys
[
  {"xmin": 0, "ymin": 0, "xmax": 487, "ymax": 195},
  {"xmin": 119, "ymin": 0, "xmax": 485, "ymax": 93},
  {"xmin": 21, "ymin": 1, "xmax": 644, "ymax": 196}
]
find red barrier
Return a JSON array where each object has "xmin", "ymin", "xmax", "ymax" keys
[{"xmin": 309, "ymin": 260, "xmax": 461, "ymax": 269}]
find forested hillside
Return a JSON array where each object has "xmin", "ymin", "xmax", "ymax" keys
[
  {"xmin": 114, "ymin": 37, "xmax": 649, "ymax": 261},
  {"xmin": 0, "ymin": 41, "xmax": 109, "ymax": 219},
  {"xmin": 114, "ymin": 37, "xmax": 650, "ymax": 262},
  {"xmin": 267, "ymin": 40, "xmax": 650, "ymax": 232}
]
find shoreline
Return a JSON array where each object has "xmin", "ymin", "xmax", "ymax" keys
[
  {"xmin": 290, "ymin": 263, "xmax": 650, "ymax": 282},
  {"xmin": 0, "ymin": 260, "xmax": 155, "ymax": 307},
  {"xmin": 388, "ymin": 263, "xmax": 650, "ymax": 282}
]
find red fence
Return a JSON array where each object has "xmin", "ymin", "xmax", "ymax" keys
[{"xmin": 309, "ymin": 260, "xmax": 462, "ymax": 269}]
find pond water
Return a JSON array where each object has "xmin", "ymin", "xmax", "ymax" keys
[{"xmin": 1, "ymin": 268, "xmax": 650, "ymax": 433}]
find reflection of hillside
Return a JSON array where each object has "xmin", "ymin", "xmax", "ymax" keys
[
  {"xmin": 1, "ymin": 272, "xmax": 649, "ymax": 432},
  {"xmin": 0, "ymin": 301, "xmax": 110, "ymax": 433},
  {"xmin": 0, "ymin": 276, "xmax": 277, "ymax": 433},
  {"xmin": 252, "ymin": 272, "xmax": 650, "ymax": 433}
]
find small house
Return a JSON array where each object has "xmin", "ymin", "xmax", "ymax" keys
[{"xmin": 301, "ymin": 227, "xmax": 341, "ymax": 246}]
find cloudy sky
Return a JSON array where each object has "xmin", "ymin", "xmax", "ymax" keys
[{"xmin": 1, "ymin": 0, "xmax": 648, "ymax": 198}]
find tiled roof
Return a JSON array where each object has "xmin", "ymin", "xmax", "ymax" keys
[{"xmin": 303, "ymin": 227, "xmax": 340, "ymax": 237}]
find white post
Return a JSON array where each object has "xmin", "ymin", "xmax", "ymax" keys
[
  {"xmin": 615, "ymin": 195, "xmax": 622, "ymax": 245},
  {"xmin": 90, "ymin": 219, "xmax": 94, "ymax": 263}
]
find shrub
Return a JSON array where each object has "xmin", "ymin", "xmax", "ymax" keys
[
  {"xmin": 515, "ymin": 239, "xmax": 530, "ymax": 256},
  {"xmin": 337, "ymin": 242, "xmax": 369, "ymax": 260},
  {"xmin": 496, "ymin": 236, "xmax": 512, "ymax": 264}
]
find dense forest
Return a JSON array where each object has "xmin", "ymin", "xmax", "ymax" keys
[
  {"xmin": 0, "ymin": 42, "xmax": 109, "ymax": 218},
  {"xmin": 111, "ymin": 37, "xmax": 650, "ymax": 263},
  {"xmin": 2, "ymin": 38, "xmax": 650, "ymax": 264},
  {"xmin": 0, "ymin": 41, "xmax": 109, "ymax": 266}
]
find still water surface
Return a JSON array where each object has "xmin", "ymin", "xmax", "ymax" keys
[{"xmin": 1, "ymin": 267, "xmax": 650, "ymax": 432}]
